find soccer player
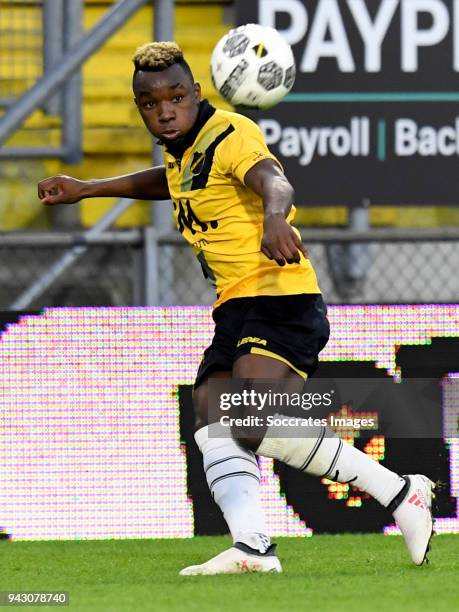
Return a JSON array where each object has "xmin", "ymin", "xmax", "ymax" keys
[{"xmin": 38, "ymin": 42, "xmax": 435, "ymax": 575}]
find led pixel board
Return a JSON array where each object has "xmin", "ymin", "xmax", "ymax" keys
[{"xmin": 0, "ymin": 305, "xmax": 457, "ymax": 540}]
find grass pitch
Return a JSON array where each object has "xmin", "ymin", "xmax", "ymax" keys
[{"xmin": 0, "ymin": 534, "xmax": 457, "ymax": 611}]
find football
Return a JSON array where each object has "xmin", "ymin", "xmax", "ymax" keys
[{"xmin": 210, "ymin": 23, "xmax": 296, "ymax": 109}]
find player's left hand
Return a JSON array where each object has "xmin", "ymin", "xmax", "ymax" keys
[{"xmin": 261, "ymin": 213, "xmax": 309, "ymax": 266}]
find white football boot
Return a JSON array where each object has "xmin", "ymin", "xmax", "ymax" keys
[
  {"xmin": 179, "ymin": 543, "xmax": 282, "ymax": 576},
  {"xmin": 392, "ymin": 474, "xmax": 436, "ymax": 565}
]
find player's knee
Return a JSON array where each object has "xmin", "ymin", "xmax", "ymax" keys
[
  {"xmin": 192, "ymin": 384, "xmax": 209, "ymax": 431},
  {"xmin": 234, "ymin": 435, "xmax": 262, "ymax": 453}
]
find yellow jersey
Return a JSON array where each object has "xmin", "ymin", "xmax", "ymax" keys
[{"xmin": 162, "ymin": 100, "xmax": 320, "ymax": 308}]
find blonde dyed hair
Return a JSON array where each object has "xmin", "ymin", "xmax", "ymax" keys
[{"xmin": 133, "ymin": 41, "xmax": 186, "ymax": 72}]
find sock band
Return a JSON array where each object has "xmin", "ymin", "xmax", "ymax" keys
[
  {"xmin": 300, "ymin": 426, "xmax": 326, "ymax": 471},
  {"xmin": 387, "ymin": 476, "xmax": 410, "ymax": 513},
  {"xmin": 234, "ymin": 542, "xmax": 278, "ymax": 557},
  {"xmin": 322, "ymin": 438, "xmax": 343, "ymax": 479},
  {"xmin": 206, "ymin": 455, "xmax": 259, "ymax": 473},
  {"xmin": 209, "ymin": 470, "xmax": 260, "ymax": 493}
]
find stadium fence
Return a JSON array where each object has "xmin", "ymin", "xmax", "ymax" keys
[{"xmin": 0, "ymin": 229, "xmax": 457, "ymax": 308}]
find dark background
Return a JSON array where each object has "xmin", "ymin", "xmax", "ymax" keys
[
  {"xmin": 235, "ymin": 0, "xmax": 459, "ymax": 205},
  {"xmin": 180, "ymin": 337, "xmax": 458, "ymax": 535}
]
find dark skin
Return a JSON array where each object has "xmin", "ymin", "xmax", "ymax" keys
[
  {"xmin": 37, "ymin": 61, "xmax": 308, "ymax": 451},
  {"xmin": 193, "ymin": 359, "xmax": 304, "ymax": 452}
]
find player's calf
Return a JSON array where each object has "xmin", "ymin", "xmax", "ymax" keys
[
  {"xmin": 255, "ymin": 422, "xmax": 436, "ymax": 565},
  {"xmin": 192, "ymin": 376, "xmax": 273, "ymax": 569}
]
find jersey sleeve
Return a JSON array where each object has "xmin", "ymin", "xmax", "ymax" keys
[{"xmin": 216, "ymin": 115, "xmax": 281, "ymax": 184}]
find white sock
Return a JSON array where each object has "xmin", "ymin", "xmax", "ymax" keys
[
  {"xmin": 195, "ymin": 424, "xmax": 271, "ymax": 554},
  {"xmin": 257, "ymin": 420, "xmax": 405, "ymax": 507}
]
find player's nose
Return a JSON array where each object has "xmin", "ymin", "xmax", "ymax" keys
[{"xmin": 157, "ymin": 101, "xmax": 175, "ymax": 121}]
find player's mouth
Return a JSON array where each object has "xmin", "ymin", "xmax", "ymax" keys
[{"xmin": 160, "ymin": 128, "xmax": 181, "ymax": 140}]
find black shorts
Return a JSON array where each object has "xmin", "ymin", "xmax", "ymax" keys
[{"xmin": 194, "ymin": 293, "xmax": 330, "ymax": 388}]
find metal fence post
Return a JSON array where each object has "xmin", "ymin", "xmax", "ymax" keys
[
  {"xmin": 62, "ymin": 0, "xmax": 84, "ymax": 164},
  {"xmin": 151, "ymin": 0, "xmax": 174, "ymax": 197},
  {"xmin": 326, "ymin": 200, "xmax": 371, "ymax": 299},
  {"xmin": 347, "ymin": 199, "xmax": 371, "ymax": 281},
  {"xmin": 143, "ymin": 226, "xmax": 159, "ymax": 305},
  {"xmin": 42, "ymin": 0, "xmax": 64, "ymax": 116},
  {"xmin": 152, "ymin": 0, "xmax": 175, "ymax": 303}
]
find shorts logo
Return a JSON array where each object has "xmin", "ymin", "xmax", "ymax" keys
[{"xmin": 237, "ymin": 336, "xmax": 267, "ymax": 347}]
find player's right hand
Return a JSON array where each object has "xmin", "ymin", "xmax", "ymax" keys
[{"xmin": 38, "ymin": 175, "xmax": 86, "ymax": 205}]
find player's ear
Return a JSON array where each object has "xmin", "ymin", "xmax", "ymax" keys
[{"xmin": 193, "ymin": 82, "xmax": 201, "ymax": 101}]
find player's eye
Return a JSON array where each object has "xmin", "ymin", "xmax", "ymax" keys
[
  {"xmin": 143, "ymin": 101, "xmax": 156, "ymax": 109},
  {"xmin": 173, "ymin": 95, "xmax": 184, "ymax": 103}
]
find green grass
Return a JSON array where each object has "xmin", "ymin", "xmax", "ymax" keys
[{"xmin": 0, "ymin": 534, "xmax": 457, "ymax": 611}]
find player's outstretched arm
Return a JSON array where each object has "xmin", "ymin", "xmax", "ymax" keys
[
  {"xmin": 38, "ymin": 166, "xmax": 170, "ymax": 205},
  {"xmin": 244, "ymin": 159, "xmax": 308, "ymax": 266}
]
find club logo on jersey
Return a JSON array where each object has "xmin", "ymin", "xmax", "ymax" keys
[{"xmin": 173, "ymin": 199, "xmax": 218, "ymax": 235}]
